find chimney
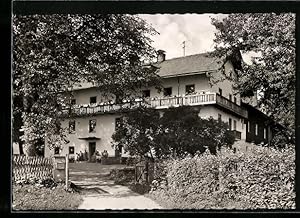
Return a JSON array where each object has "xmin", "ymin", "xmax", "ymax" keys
[{"xmin": 157, "ymin": 49, "xmax": 166, "ymax": 63}]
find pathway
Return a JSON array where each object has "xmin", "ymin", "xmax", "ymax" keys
[{"xmin": 69, "ymin": 162, "xmax": 162, "ymax": 210}]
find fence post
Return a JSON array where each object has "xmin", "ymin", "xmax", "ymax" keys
[
  {"xmin": 65, "ymin": 154, "xmax": 69, "ymax": 190},
  {"xmin": 145, "ymin": 160, "xmax": 149, "ymax": 183}
]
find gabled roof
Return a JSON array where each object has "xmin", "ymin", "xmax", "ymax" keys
[{"xmin": 154, "ymin": 53, "xmax": 223, "ymax": 78}]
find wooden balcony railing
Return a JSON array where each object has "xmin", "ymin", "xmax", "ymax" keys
[
  {"xmin": 216, "ymin": 94, "xmax": 248, "ymax": 118},
  {"xmin": 60, "ymin": 92, "xmax": 248, "ymax": 118}
]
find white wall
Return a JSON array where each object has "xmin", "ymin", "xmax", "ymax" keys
[
  {"xmin": 44, "ymin": 114, "xmax": 129, "ymax": 158},
  {"xmin": 44, "ymin": 61, "xmax": 247, "ymax": 158},
  {"xmin": 210, "ymin": 60, "xmax": 241, "ymax": 106},
  {"xmin": 142, "ymin": 74, "xmax": 210, "ymax": 98},
  {"xmin": 199, "ymin": 105, "xmax": 245, "ymax": 140}
]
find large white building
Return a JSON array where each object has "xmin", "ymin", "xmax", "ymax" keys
[{"xmin": 44, "ymin": 51, "xmax": 273, "ymax": 160}]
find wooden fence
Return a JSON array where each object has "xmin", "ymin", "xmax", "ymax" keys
[{"xmin": 13, "ymin": 155, "xmax": 53, "ymax": 182}]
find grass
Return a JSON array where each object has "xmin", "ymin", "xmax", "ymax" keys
[{"xmin": 12, "ymin": 183, "xmax": 83, "ymax": 210}]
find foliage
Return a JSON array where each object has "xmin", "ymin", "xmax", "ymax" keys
[
  {"xmin": 211, "ymin": 13, "xmax": 295, "ymax": 141},
  {"xmin": 112, "ymin": 106, "xmax": 235, "ymax": 158},
  {"xmin": 149, "ymin": 146, "xmax": 295, "ymax": 209},
  {"xmin": 13, "ymin": 182, "xmax": 82, "ymax": 210},
  {"xmin": 112, "ymin": 106, "xmax": 161, "ymax": 159},
  {"xmin": 13, "ymin": 14, "xmax": 160, "ymax": 155},
  {"xmin": 109, "ymin": 167, "xmax": 135, "ymax": 185},
  {"xmin": 156, "ymin": 106, "xmax": 235, "ymax": 157}
]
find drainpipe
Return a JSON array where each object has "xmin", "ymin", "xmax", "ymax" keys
[
  {"xmin": 177, "ymin": 77, "xmax": 180, "ymax": 96},
  {"xmin": 177, "ymin": 77, "xmax": 180, "ymax": 105}
]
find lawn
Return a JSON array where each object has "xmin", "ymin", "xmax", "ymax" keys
[{"xmin": 12, "ymin": 183, "xmax": 83, "ymax": 210}]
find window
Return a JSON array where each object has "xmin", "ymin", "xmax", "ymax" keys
[
  {"xmin": 219, "ymin": 88, "xmax": 222, "ymax": 96},
  {"xmin": 264, "ymin": 128, "xmax": 267, "ymax": 139},
  {"xmin": 229, "ymin": 94, "xmax": 232, "ymax": 101},
  {"xmin": 69, "ymin": 146, "xmax": 75, "ymax": 154},
  {"xmin": 163, "ymin": 87, "xmax": 172, "ymax": 97},
  {"xmin": 234, "ymin": 97, "xmax": 237, "ymax": 104},
  {"xmin": 142, "ymin": 90, "xmax": 150, "ymax": 98},
  {"xmin": 54, "ymin": 147, "xmax": 60, "ymax": 155},
  {"xmin": 228, "ymin": 118, "xmax": 232, "ymax": 131},
  {"xmin": 89, "ymin": 119, "xmax": 97, "ymax": 133},
  {"xmin": 69, "ymin": 120, "xmax": 75, "ymax": 134},
  {"xmin": 233, "ymin": 120, "xmax": 237, "ymax": 130},
  {"xmin": 185, "ymin": 84, "xmax": 195, "ymax": 94},
  {"xmin": 218, "ymin": 114, "xmax": 222, "ymax": 122},
  {"xmin": 115, "ymin": 117, "xmax": 122, "ymax": 131},
  {"xmin": 255, "ymin": 124, "xmax": 258, "ymax": 135},
  {"xmin": 71, "ymin": 99, "xmax": 76, "ymax": 105},
  {"xmin": 90, "ymin": 96, "xmax": 97, "ymax": 104}
]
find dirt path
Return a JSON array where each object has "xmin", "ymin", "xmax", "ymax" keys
[{"xmin": 69, "ymin": 163, "xmax": 162, "ymax": 210}]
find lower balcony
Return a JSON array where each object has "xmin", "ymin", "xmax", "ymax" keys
[{"xmin": 60, "ymin": 92, "xmax": 248, "ymax": 118}]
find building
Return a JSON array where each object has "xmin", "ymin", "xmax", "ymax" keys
[{"xmin": 44, "ymin": 50, "xmax": 274, "ymax": 160}]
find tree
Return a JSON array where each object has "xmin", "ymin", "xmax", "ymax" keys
[
  {"xmin": 211, "ymin": 13, "xmax": 295, "ymax": 143},
  {"xmin": 112, "ymin": 106, "xmax": 235, "ymax": 158},
  {"xmin": 111, "ymin": 106, "xmax": 160, "ymax": 159},
  {"xmin": 156, "ymin": 106, "xmax": 235, "ymax": 156},
  {"xmin": 13, "ymin": 14, "xmax": 160, "ymax": 155}
]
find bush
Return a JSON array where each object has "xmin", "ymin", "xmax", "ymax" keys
[
  {"xmin": 110, "ymin": 167, "xmax": 135, "ymax": 185},
  {"xmin": 149, "ymin": 146, "xmax": 295, "ymax": 209},
  {"xmin": 112, "ymin": 106, "xmax": 235, "ymax": 159}
]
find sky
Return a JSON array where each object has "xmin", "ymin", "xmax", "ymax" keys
[
  {"xmin": 139, "ymin": 14, "xmax": 254, "ymax": 63},
  {"xmin": 139, "ymin": 14, "xmax": 225, "ymax": 59}
]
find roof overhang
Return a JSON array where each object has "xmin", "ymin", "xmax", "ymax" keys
[{"xmin": 159, "ymin": 69, "xmax": 218, "ymax": 79}]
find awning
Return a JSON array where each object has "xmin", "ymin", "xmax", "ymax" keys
[{"xmin": 78, "ymin": 137, "xmax": 101, "ymax": 140}]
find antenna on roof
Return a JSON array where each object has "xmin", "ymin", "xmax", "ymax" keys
[{"xmin": 182, "ymin": 41, "xmax": 186, "ymax": 56}]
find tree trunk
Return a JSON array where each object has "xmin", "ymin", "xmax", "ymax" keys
[
  {"xmin": 18, "ymin": 139, "xmax": 24, "ymax": 155},
  {"xmin": 22, "ymin": 92, "xmax": 37, "ymax": 156}
]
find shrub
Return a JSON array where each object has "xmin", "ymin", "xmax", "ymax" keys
[
  {"xmin": 110, "ymin": 167, "xmax": 135, "ymax": 185},
  {"xmin": 112, "ymin": 106, "xmax": 235, "ymax": 159},
  {"xmin": 149, "ymin": 146, "xmax": 295, "ymax": 209}
]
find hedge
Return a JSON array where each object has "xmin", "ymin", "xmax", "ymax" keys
[{"xmin": 149, "ymin": 146, "xmax": 295, "ymax": 209}]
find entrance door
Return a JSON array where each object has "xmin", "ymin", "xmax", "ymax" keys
[{"xmin": 88, "ymin": 142, "xmax": 96, "ymax": 162}]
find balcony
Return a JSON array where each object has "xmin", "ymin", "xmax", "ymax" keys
[
  {"xmin": 216, "ymin": 94, "xmax": 248, "ymax": 118},
  {"xmin": 60, "ymin": 92, "xmax": 248, "ymax": 118}
]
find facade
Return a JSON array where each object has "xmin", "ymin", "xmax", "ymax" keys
[{"xmin": 44, "ymin": 51, "xmax": 272, "ymax": 160}]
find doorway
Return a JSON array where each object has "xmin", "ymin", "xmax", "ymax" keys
[{"xmin": 88, "ymin": 142, "xmax": 96, "ymax": 162}]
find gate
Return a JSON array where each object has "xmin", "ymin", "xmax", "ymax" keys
[{"xmin": 135, "ymin": 159, "xmax": 154, "ymax": 184}]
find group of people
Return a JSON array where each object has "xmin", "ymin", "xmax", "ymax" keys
[
  {"xmin": 75, "ymin": 149, "xmax": 109, "ymax": 163},
  {"xmin": 76, "ymin": 150, "xmax": 88, "ymax": 161}
]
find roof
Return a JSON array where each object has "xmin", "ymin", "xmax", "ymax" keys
[
  {"xmin": 241, "ymin": 102, "xmax": 286, "ymax": 130},
  {"xmin": 154, "ymin": 53, "xmax": 223, "ymax": 78},
  {"xmin": 71, "ymin": 52, "xmax": 225, "ymax": 90}
]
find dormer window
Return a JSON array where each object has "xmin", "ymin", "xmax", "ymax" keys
[{"xmin": 229, "ymin": 94, "xmax": 232, "ymax": 101}]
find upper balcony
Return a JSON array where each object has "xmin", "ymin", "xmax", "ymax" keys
[{"xmin": 60, "ymin": 92, "xmax": 248, "ymax": 119}]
